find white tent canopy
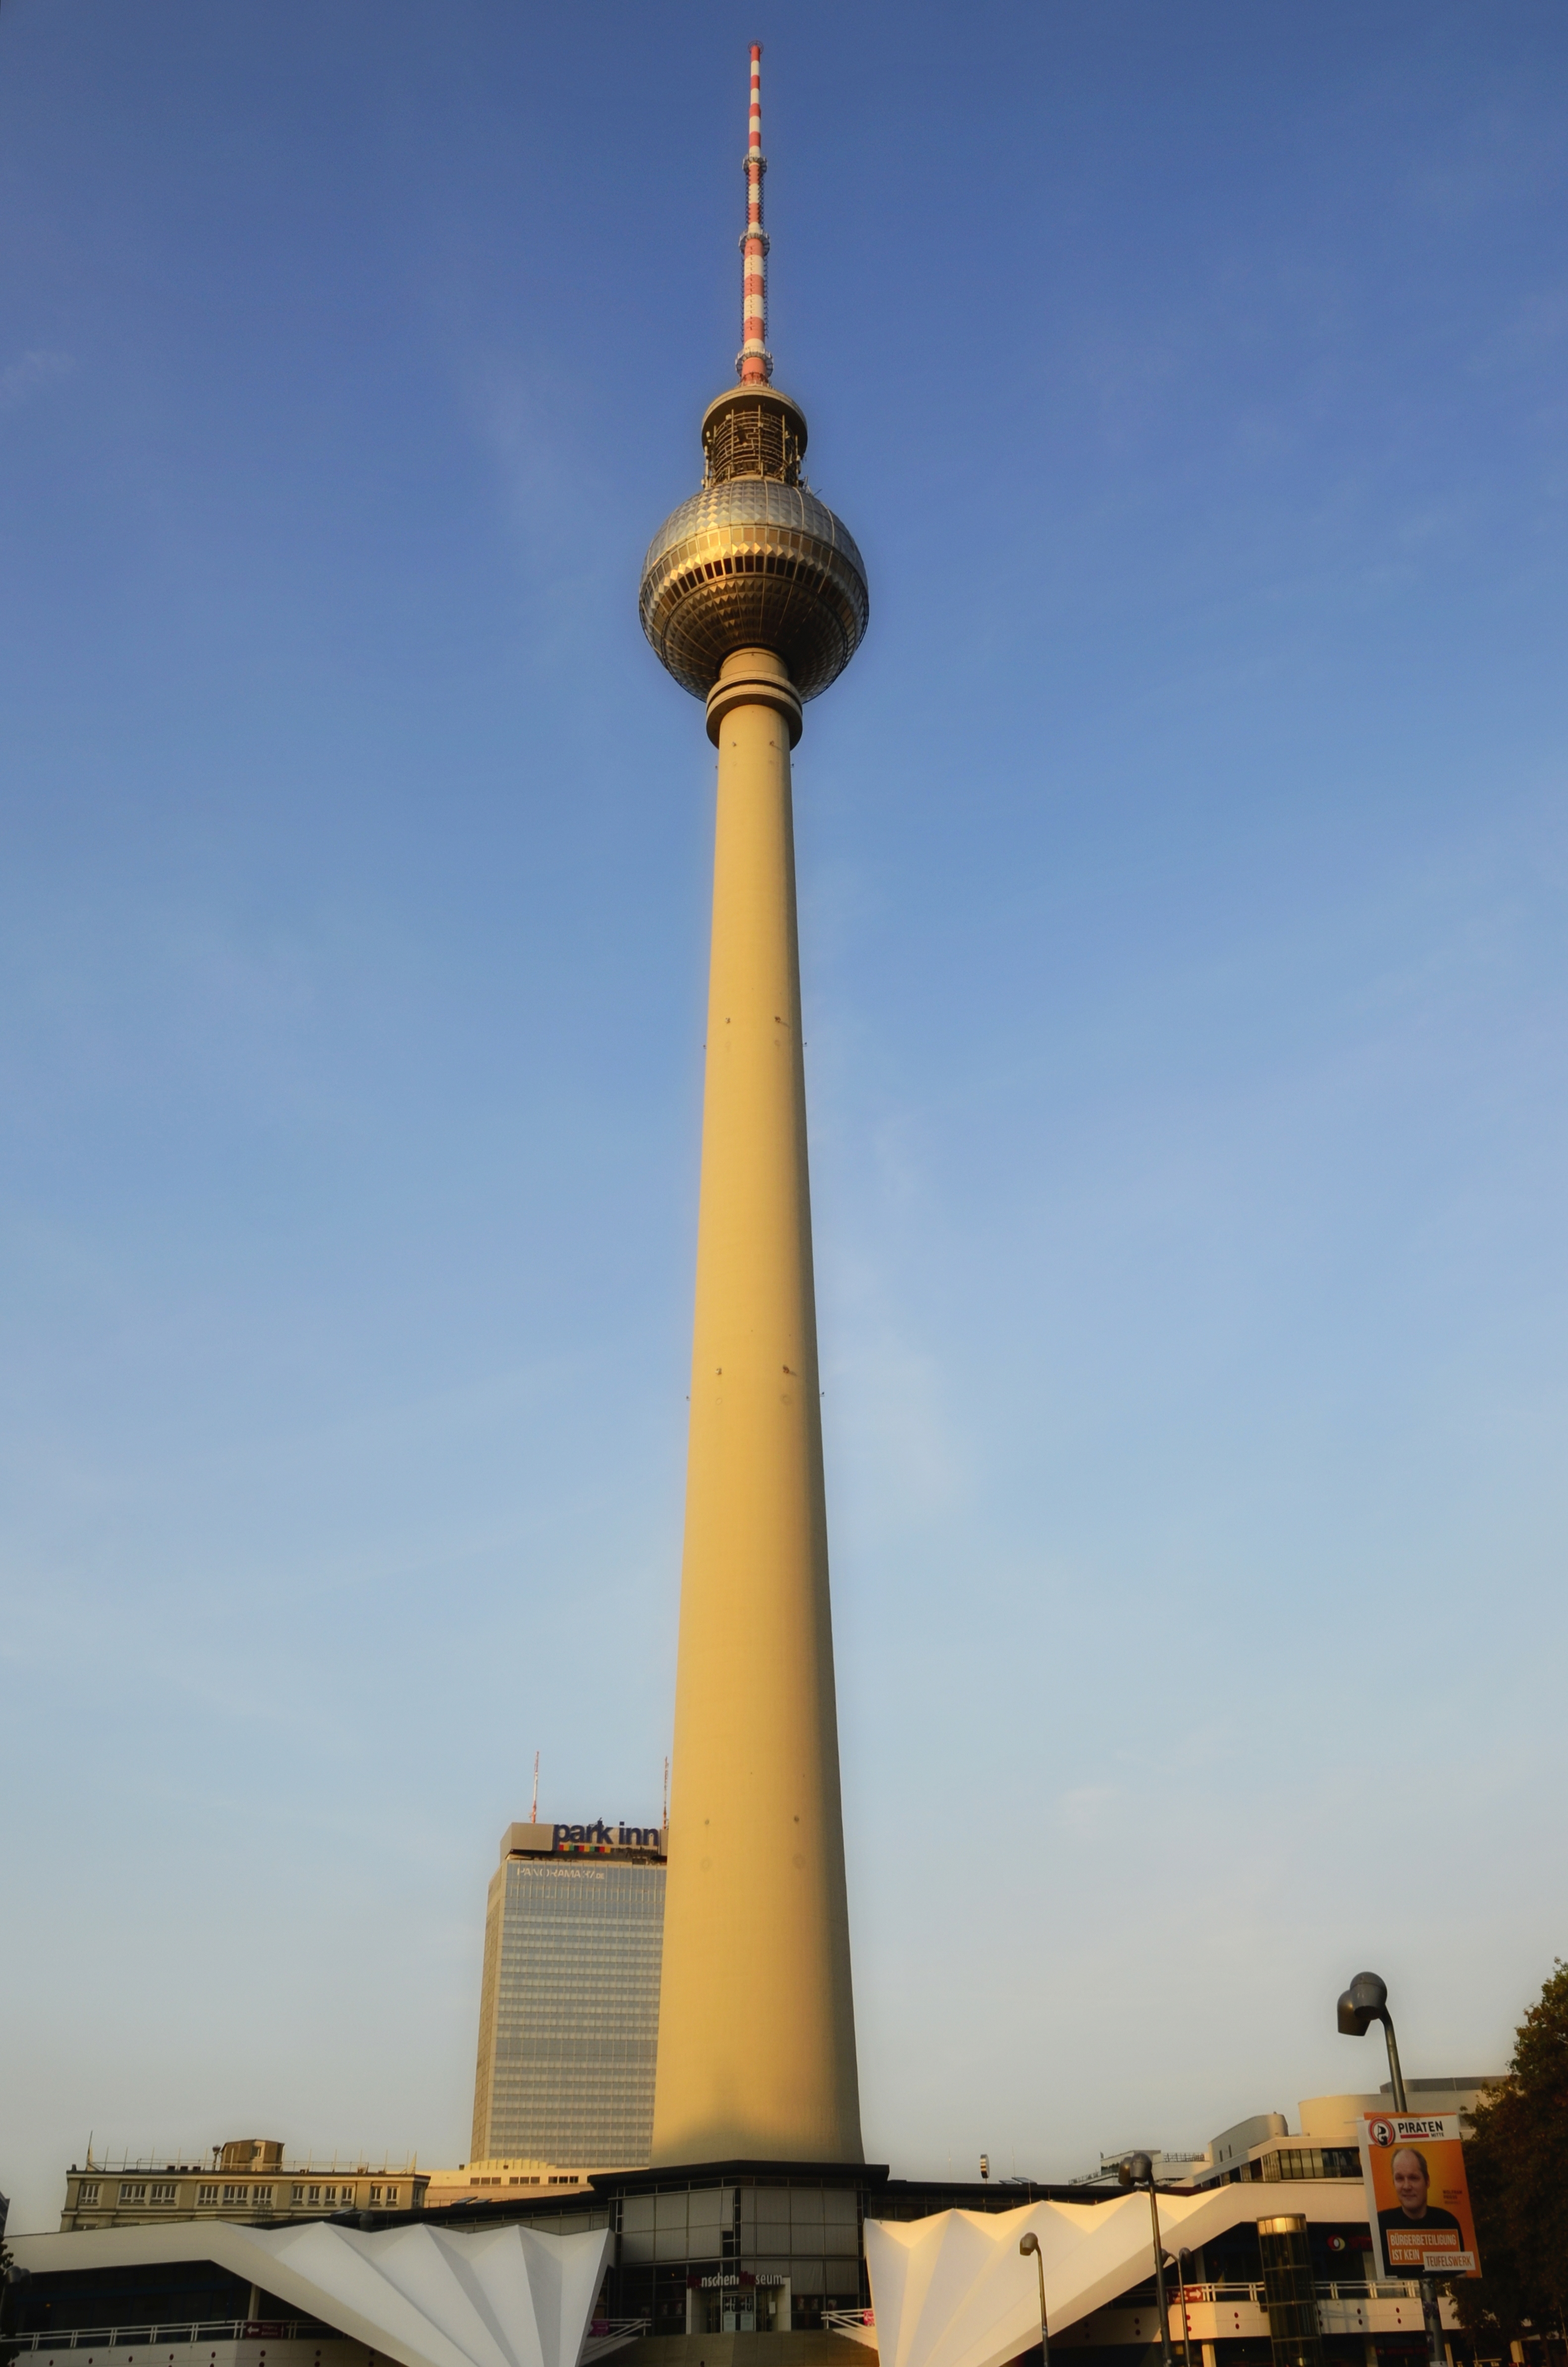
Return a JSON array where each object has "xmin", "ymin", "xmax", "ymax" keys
[
  {"xmin": 11, "ymin": 2219, "xmax": 615, "ymax": 2367},
  {"xmin": 865, "ymin": 2182, "xmax": 1355, "ymax": 2367}
]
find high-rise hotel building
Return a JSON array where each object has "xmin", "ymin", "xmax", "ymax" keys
[{"xmin": 469, "ymin": 1818, "xmax": 666, "ymax": 2172}]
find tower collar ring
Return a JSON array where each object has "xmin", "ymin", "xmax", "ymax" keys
[{"xmin": 705, "ymin": 648, "xmax": 804, "ymax": 748}]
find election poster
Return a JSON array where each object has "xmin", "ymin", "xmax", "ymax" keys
[{"xmin": 1360, "ymin": 2113, "xmax": 1480, "ymax": 2280}]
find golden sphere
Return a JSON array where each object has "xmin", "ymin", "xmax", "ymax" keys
[{"xmin": 640, "ymin": 476, "xmax": 869, "ymax": 704}]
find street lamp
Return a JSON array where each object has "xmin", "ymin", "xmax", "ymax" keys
[
  {"xmin": 1118, "ymin": 2155, "xmax": 1174, "ymax": 2367},
  {"xmin": 1334, "ymin": 1970, "xmax": 1446, "ymax": 2367},
  {"xmin": 1176, "ymin": 2246, "xmax": 1197, "ymax": 2367},
  {"xmin": 0, "ymin": 2254, "xmax": 31, "ymax": 2354},
  {"xmin": 1019, "ymin": 2232, "xmax": 1051, "ymax": 2367}
]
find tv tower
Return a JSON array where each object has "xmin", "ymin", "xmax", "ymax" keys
[{"xmin": 640, "ymin": 44, "xmax": 869, "ymax": 2167}]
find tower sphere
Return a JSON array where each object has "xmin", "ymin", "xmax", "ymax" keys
[{"xmin": 639, "ymin": 386, "xmax": 869, "ymax": 711}]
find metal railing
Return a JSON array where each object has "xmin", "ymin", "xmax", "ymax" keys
[
  {"xmin": 822, "ymin": 2310, "xmax": 875, "ymax": 2334},
  {"xmin": 579, "ymin": 2320, "xmax": 649, "ymax": 2363},
  {"xmin": 1170, "ymin": 2281, "xmax": 1427, "ymax": 2306},
  {"xmin": 10, "ymin": 2322, "xmax": 335, "ymax": 2353},
  {"xmin": 74, "ymin": 2157, "xmax": 418, "ymax": 2178}
]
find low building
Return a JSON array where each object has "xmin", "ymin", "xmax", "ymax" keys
[
  {"xmin": 866, "ymin": 2178, "xmax": 1468, "ymax": 2367},
  {"xmin": 423, "ymin": 2160, "xmax": 595, "ymax": 2209},
  {"xmin": 13, "ymin": 2156, "xmax": 1483, "ymax": 2367},
  {"xmin": 1074, "ymin": 2078, "xmax": 1504, "ymax": 2194},
  {"xmin": 58, "ymin": 2142, "xmax": 428, "ymax": 2232},
  {"xmin": 6, "ymin": 2215, "xmax": 614, "ymax": 2367}
]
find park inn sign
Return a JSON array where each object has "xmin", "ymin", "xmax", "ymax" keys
[
  {"xmin": 552, "ymin": 1819, "xmax": 663, "ymax": 1852},
  {"xmin": 499, "ymin": 1818, "xmax": 665, "ymax": 1858}
]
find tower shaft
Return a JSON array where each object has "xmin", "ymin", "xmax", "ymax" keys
[{"xmin": 650, "ymin": 648, "xmax": 863, "ymax": 2166}]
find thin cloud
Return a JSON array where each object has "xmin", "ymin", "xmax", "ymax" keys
[{"xmin": 0, "ymin": 349, "xmax": 74, "ymax": 411}]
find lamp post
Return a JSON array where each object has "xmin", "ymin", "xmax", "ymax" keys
[
  {"xmin": 1119, "ymin": 2154, "xmax": 1174, "ymax": 2367},
  {"xmin": 1335, "ymin": 1970, "xmax": 1446, "ymax": 2367},
  {"xmin": 1019, "ymin": 2232, "xmax": 1051, "ymax": 2367},
  {"xmin": 1176, "ymin": 2246, "xmax": 1197, "ymax": 2367},
  {"xmin": 0, "ymin": 2252, "xmax": 30, "ymax": 2356}
]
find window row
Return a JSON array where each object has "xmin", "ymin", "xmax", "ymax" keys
[
  {"xmin": 1254, "ymin": 2147, "xmax": 1360, "ymax": 2184},
  {"xmin": 620, "ymin": 2190, "xmax": 859, "ymax": 2236},
  {"xmin": 98, "ymin": 2179, "xmax": 401, "ymax": 2208}
]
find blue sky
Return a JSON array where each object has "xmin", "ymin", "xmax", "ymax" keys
[{"xmin": 3, "ymin": 0, "xmax": 1566, "ymax": 2229}]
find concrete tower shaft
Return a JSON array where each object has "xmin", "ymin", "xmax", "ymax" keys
[
  {"xmin": 639, "ymin": 49, "xmax": 867, "ymax": 2167},
  {"xmin": 653, "ymin": 647, "xmax": 863, "ymax": 2165}
]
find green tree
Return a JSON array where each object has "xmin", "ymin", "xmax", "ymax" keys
[{"xmin": 1454, "ymin": 1959, "xmax": 1568, "ymax": 2346}]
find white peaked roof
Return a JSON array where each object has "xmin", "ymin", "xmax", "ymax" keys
[
  {"xmin": 865, "ymin": 2181, "xmax": 1356, "ymax": 2367},
  {"xmin": 10, "ymin": 2218, "xmax": 615, "ymax": 2367}
]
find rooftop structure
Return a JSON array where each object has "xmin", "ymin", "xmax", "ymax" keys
[{"xmin": 8, "ymin": 2218, "xmax": 613, "ymax": 2367}]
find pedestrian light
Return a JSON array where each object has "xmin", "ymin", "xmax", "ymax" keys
[
  {"xmin": 1336, "ymin": 1971, "xmax": 1390, "ymax": 2041},
  {"xmin": 1019, "ymin": 2232, "xmax": 1050, "ymax": 2367},
  {"xmin": 1335, "ymin": 1969, "xmax": 1439, "ymax": 2367},
  {"xmin": 1118, "ymin": 2156, "xmax": 1173, "ymax": 2367}
]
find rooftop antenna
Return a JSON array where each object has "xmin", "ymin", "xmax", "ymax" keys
[
  {"xmin": 530, "ymin": 1751, "xmax": 540, "ymax": 1824},
  {"xmin": 662, "ymin": 1754, "xmax": 669, "ymax": 1830},
  {"xmin": 738, "ymin": 44, "xmax": 771, "ymax": 385}
]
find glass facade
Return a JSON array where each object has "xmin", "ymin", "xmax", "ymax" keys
[
  {"xmin": 471, "ymin": 1855, "xmax": 665, "ymax": 2167},
  {"xmin": 1255, "ymin": 2147, "xmax": 1361, "ymax": 2183},
  {"xmin": 1258, "ymin": 2213, "xmax": 1326, "ymax": 2367},
  {"xmin": 612, "ymin": 2176, "xmax": 865, "ymax": 2336}
]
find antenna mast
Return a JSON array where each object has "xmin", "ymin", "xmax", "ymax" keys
[
  {"xmin": 738, "ymin": 44, "xmax": 771, "ymax": 384},
  {"xmin": 530, "ymin": 1750, "xmax": 539, "ymax": 1824}
]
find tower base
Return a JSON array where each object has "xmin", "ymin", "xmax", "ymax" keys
[{"xmin": 620, "ymin": 2337, "xmax": 875, "ymax": 2367}]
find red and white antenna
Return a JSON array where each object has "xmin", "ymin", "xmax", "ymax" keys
[
  {"xmin": 738, "ymin": 44, "xmax": 771, "ymax": 384},
  {"xmin": 530, "ymin": 1750, "xmax": 540, "ymax": 1824}
]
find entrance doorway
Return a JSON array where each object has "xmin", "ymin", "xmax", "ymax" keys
[{"xmin": 687, "ymin": 2279, "xmax": 789, "ymax": 2335}]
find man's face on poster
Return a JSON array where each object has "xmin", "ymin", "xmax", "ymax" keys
[{"xmin": 1392, "ymin": 2150, "xmax": 1430, "ymax": 2217}]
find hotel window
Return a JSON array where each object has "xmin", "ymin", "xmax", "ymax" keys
[
  {"xmin": 78, "ymin": 2183, "xmax": 100, "ymax": 2205},
  {"xmin": 291, "ymin": 2186, "xmax": 305, "ymax": 2204},
  {"xmin": 222, "ymin": 2183, "xmax": 251, "ymax": 2204},
  {"xmin": 119, "ymin": 2183, "xmax": 147, "ymax": 2203},
  {"xmin": 368, "ymin": 2185, "xmax": 382, "ymax": 2204},
  {"xmin": 253, "ymin": 2186, "xmax": 274, "ymax": 2205},
  {"xmin": 198, "ymin": 2184, "xmax": 219, "ymax": 2205},
  {"xmin": 150, "ymin": 2183, "xmax": 177, "ymax": 2205},
  {"xmin": 307, "ymin": 2185, "xmax": 322, "ymax": 2204}
]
